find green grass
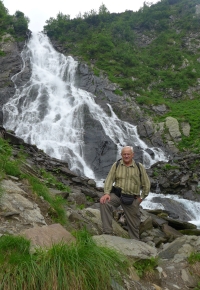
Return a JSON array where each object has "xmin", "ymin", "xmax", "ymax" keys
[
  {"xmin": 194, "ymin": 282, "xmax": 200, "ymax": 290},
  {"xmin": 40, "ymin": 168, "xmax": 71, "ymax": 192},
  {"xmin": 27, "ymin": 175, "xmax": 67, "ymax": 224},
  {"xmin": 0, "ymin": 230, "xmax": 129, "ymax": 290},
  {"xmin": 0, "ymin": 138, "xmax": 22, "ymax": 177},
  {"xmin": 0, "ymin": 50, "xmax": 5, "ymax": 56},
  {"xmin": 188, "ymin": 252, "xmax": 200, "ymax": 289},
  {"xmin": 0, "ymin": 184, "xmax": 3, "ymax": 200},
  {"xmin": 188, "ymin": 252, "xmax": 200, "ymax": 264},
  {"xmin": 133, "ymin": 257, "xmax": 158, "ymax": 278},
  {"xmin": 162, "ymin": 164, "xmax": 180, "ymax": 170},
  {"xmin": 153, "ymin": 169, "xmax": 159, "ymax": 177}
]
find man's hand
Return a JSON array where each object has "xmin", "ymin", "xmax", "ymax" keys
[
  {"xmin": 100, "ymin": 194, "xmax": 110, "ymax": 204},
  {"xmin": 137, "ymin": 197, "xmax": 143, "ymax": 204}
]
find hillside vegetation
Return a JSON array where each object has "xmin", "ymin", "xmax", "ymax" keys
[
  {"xmin": 44, "ymin": 0, "xmax": 200, "ymax": 153},
  {"xmin": 0, "ymin": 0, "xmax": 29, "ymax": 39}
]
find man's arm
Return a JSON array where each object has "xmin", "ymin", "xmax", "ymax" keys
[
  {"xmin": 104, "ymin": 162, "xmax": 117, "ymax": 194},
  {"xmin": 100, "ymin": 162, "xmax": 117, "ymax": 204},
  {"xmin": 139, "ymin": 163, "xmax": 151, "ymax": 200}
]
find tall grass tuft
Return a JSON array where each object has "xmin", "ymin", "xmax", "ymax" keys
[
  {"xmin": 0, "ymin": 230, "xmax": 129, "ymax": 290},
  {"xmin": 27, "ymin": 175, "xmax": 67, "ymax": 224},
  {"xmin": 0, "ymin": 138, "xmax": 23, "ymax": 177}
]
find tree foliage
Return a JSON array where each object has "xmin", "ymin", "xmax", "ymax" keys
[
  {"xmin": 0, "ymin": 0, "xmax": 12, "ymax": 33},
  {"xmin": 13, "ymin": 10, "xmax": 29, "ymax": 35},
  {"xmin": 0, "ymin": 1, "xmax": 29, "ymax": 37}
]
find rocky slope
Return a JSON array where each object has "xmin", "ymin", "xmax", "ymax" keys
[{"xmin": 0, "ymin": 131, "xmax": 200, "ymax": 289}]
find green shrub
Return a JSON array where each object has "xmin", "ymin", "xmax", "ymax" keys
[
  {"xmin": 136, "ymin": 96, "xmax": 153, "ymax": 106},
  {"xmin": 13, "ymin": 10, "xmax": 29, "ymax": 35},
  {"xmin": 153, "ymin": 169, "xmax": 159, "ymax": 177},
  {"xmin": 194, "ymin": 282, "xmax": 200, "ymax": 290},
  {"xmin": 188, "ymin": 252, "xmax": 200, "ymax": 264},
  {"xmin": 162, "ymin": 164, "xmax": 180, "ymax": 170},
  {"xmin": 114, "ymin": 89, "xmax": 123, "ymax": 96},
  {"xmin": 93, "ymin": 67, "xmax": 100, "ymax": 76},
  {"xmin": 133, "ymin": 257, "xmax": 158, "ymax": 278},
  {"xmin": 0, "ymin": 50, "xmax": 5, "ymax": 56}
]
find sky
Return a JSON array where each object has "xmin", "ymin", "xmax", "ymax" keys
[{"xmin": 3, "ymin": 0, "xmax": 159, "ymax": 32}]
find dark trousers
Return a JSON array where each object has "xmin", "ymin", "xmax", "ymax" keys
[{"xmin": 100, "ymin": 193, "xmax": 140, "ymax": 240}]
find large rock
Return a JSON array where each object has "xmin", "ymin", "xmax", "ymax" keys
[
  {"xmin": 20, "ymin": 223, "xmax": 76, "ymax": 251},
  {"xmin": 93, "ymin": 235, "xmax": 157, "ymax": 259},
  {"xmin": 0, "ymin": 180, "xmax": 46, "ymax": 227},
  {"xmin": 158, "ymin": 235, "xmax": 200, "ymax": 262},
  {"xmin": 165, "ymin": 116, "xmax": 182, "ymax": 142},
  {"xmin": 181, "ymin": 122, "xmax": 190, "ymax": 137}
]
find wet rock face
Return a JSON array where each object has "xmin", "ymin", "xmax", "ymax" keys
[
  {"xmin": 83, "ymin": 107, "xmax": 117, "ymax": 179},
  {"xmin": 0, "ymin": 34, "xmax": 32, "ymax": 130},
  {"xmin": 148, "ymin": 153, "xmax": 200, "ymax": 199},
  {"xmin": 0, "ymin": 35, "xmax": 27, "ymax": 107}
]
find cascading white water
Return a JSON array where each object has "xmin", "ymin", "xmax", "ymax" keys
[
  {"xmin": 3, "ymin": 32, "xmax": 167, "ymax": 182},
  {"xmin": 142, "ymin": 193, "xmax": 200, "ymax": 228}
]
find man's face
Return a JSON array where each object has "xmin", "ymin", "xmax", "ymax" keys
[{"xmin": 121, "ymin": 148, "xmax": 134, "ymax": 164}]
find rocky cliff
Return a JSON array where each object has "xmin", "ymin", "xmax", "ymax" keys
[{"xmin": 0, "ymin": 34, "xmax": 24, "ymax": 122}]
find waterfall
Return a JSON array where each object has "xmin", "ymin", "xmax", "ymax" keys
[{"xmin": 3, "ymin": 32, "xmax": 167, "ymax": 182}]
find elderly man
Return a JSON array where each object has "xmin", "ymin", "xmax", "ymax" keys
[{"xmin": 100, "ymin": 146, "xmax": 150, "ymax": 240}]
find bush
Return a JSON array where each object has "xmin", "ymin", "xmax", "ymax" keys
[
  {"xmin": 13, "ymin": 10, "xmax": 29, "ymax": 35},
  {"xmin": 133, "ymin": 257, "xmax": 158, "ymax": 278}
]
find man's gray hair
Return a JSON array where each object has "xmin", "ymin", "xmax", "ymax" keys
[{"xmin": 121, "ymin": 146, "xmax": 134, "ymax": 153}]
